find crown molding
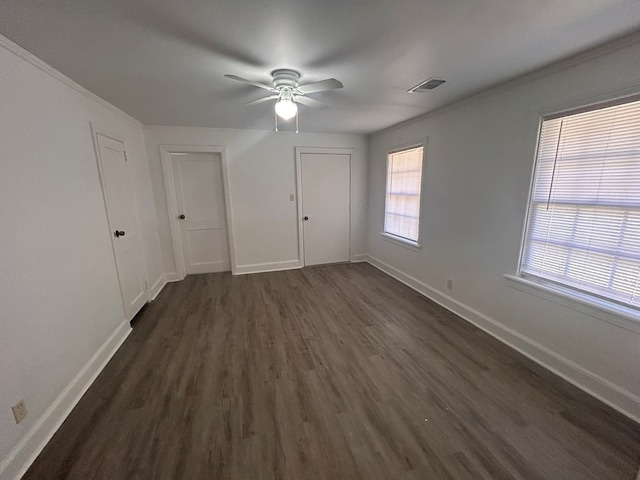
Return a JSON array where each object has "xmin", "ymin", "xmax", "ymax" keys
[{"xmin": 0, "ymin": 33, "xmax": 143, "ymax": 128}]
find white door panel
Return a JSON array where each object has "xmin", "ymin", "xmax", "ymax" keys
[
  {"xmin": 172, "ymin": 153, "xmax": 230, "ymax": 274},
  {"xmin": 96, "ymin": 134, "xmax": 147, "ymax": 320},
  {"xmin": 301, "ymin": 153, "xmax": 350, "ymax": 266}
]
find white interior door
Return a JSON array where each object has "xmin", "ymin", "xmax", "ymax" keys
[
  {"xmin": 96, "ymin": 134, "xmax": 147, "ymax": 320},
  {"xmin": 172, "ymin": 153, "xmax": 230, "ymax": 274},
  {"xmin": 300, "ymin": 153, "xmax": 350, "ymax": 266}
]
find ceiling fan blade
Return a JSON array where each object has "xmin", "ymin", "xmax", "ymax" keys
[
  {"xmin": 244, "ymin": 95, "xmax": 279, "ymax": 106},
  {"xmin": 224, "ymin": 74, "xmax": 275, "ymax": 91},
  {"xmin": 295, "ymin": 96, "xmax": 328, "ymax": 109},
  {"xmin": 296, "ymin": 78, "xmax": 343, "ymax": 94}
]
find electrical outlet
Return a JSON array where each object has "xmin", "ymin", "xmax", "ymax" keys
[
  {"xmin": 12, "ymin": 399, "xmax": 27, "ymax": 424},
  {"xmin": 289, "ymin": 193, "xmax": 295, "ymax": 201},
  {"xmin": 446, "ymin": 278, "xmax": 454, "ymax": 290}
]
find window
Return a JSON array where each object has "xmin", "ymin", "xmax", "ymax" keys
[
  {"xmin": 384, "ymin": 145, "xmax": 424, "ymax": 244},
  {"xmin": 520, "ymin": 97, "xmax": 640, "ymax": 311}
]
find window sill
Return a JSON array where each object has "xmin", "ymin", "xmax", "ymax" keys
[
  {"xmin": 379, "ymin": 232, "xmax": 421, "ymax": 252},
  {"xmin": 503, "ymin": 274, "xmax": 640, "ymax": 334}
]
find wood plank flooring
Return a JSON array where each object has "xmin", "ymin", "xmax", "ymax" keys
[{"xmin": 23, "ymin": 263, "xmax": 640, "ymax": 479}]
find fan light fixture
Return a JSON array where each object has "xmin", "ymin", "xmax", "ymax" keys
[
  {"xmin": 275, "ymin": 97, "xmax": 297, "ymax": 119},
  {"xmin": 224, "ymin": 70, "xmax": 344, "ymax": 131},
  {"xmin": 275, "ymin": 90, "xmax": 298, "ymax": 120}
]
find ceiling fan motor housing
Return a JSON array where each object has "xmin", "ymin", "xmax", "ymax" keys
[{"xmin": 271, "ymin": 69, "xmax": 300, "ymax": 89}]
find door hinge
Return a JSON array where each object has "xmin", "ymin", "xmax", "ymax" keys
[
  {"xmin": 124, "ymin": 151, "xmax": 128, "ymax": 162},
  {"xmin": 144, "ymin": 281, "xmax": 148, "ymax": 290}
]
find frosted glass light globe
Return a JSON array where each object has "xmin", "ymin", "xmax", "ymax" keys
[{"xmin": 275, "ymin": 98, "xmax": 298, "ymax": 120}]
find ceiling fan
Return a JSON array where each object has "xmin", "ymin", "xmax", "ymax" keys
[{"xmin": 224, "ymin": 69, "xmax": 343, "ymax": 130}]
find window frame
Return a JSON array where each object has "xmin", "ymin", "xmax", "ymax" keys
[
  {"xmin": 381, "ymin": 140, "xmax": 426, "ymax": 250},
  {"xmin": 510, "ymin": 92, "xmax": 640, "ymax": 328}
]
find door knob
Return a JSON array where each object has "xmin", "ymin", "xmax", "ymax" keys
[
  {"xmin": 179, "ymin": 214, "xmax": 186, "ymax": 220},
  {"xmin": 303, "ymin": 216, "xmax": 309, "ymax": 221},
  {"xmin": 114, "ymin": 230, "xmax": 126, "ymax": 238}
]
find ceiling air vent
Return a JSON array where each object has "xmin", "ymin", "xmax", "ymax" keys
[{"xmin": 408, "ymin": 78, "xmax": 446, "ymax": 93}]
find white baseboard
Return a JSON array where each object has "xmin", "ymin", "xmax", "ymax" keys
[
  {"xmin": 148, "ymin": 275, "xmax": 166, "ymax": 301},
  {"xmin": 350, "ymin": 253, "xmax": 368, "ymax": 263},
  {"xmin": 234, "ymin": 260, "xmax": 302, "ymax": 275},
  {"xmin": 0, "ymin": 321, "xmax": 132, "ymax": 480},
  {"xmin": 163, "ymin": 272, "xmax": 183, "ymax": 283},
  {"xmin": 365, "ymin": 255, "xmax": 640, "ymax": 424}
]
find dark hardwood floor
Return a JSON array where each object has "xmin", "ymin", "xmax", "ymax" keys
[{"xmin": 23, "ymin": 263, "xmax": 640, "ymax": 479}]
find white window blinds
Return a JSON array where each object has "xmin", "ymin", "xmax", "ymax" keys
[
  {"xmin": 521, "ymin": 97, "xmax": 640, "ymax": 310},
  {"xmin": 384, "ymin": 146, "xmax": 424, "ymax": 242}
]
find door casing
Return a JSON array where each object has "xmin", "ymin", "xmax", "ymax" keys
[
  {"xmin": 160, "ymin": 145, "xmax": 237, "ymax": 278},
  {"xmin": 90, "ymin": 122, "xmax": 150, "ymax": 320}
]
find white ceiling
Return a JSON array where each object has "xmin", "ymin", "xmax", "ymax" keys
[{"xmin": 1, "ymin": 0, "xmax": 640, "ymax": 134}]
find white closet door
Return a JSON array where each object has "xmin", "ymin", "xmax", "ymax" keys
[
  {"xmin": 172, "ymin": 153, "xmax": 230, "ymax": 274},
  {"xmin": 300, "ymin": 153, "xmax": 350, "ymax": 266},
  {"xmin": 96, "ymin": 134, "xmax": 147, "ymax": 320}
]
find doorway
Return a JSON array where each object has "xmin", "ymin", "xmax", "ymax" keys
[
  {"xmin": 93, "ymin": 131, "xmax": 148, "ymax": 320},
  {"xmin": 161, "ymin": 146, "xmax": 235, "ymax": 278},
  {"xmin": 296, "ymin": 148, "xmax": 351, "ymax": 266}
]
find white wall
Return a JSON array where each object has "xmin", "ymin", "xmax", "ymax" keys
[
  {"xmin": 367, "ymin": 37, "xmax": 640, "ymax": 421},
  {"xmin": 0, "ymin": 37, "xmax": 163, "ymax": 479},
  {"xmin": 144, "ymin": 126, "xmax": 368, "ymax": 275}
]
